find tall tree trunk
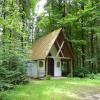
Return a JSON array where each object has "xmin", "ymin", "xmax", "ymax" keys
[
  {"xmin": 90, "ymin": 0, "xmax": 96, "ymax": 73},
  {"xmin": 95, "ymin": 34, "xmax": 99, "ymax": 73},
  {"xmin": 81, "ymin": 2, "xmax": 85, "ymax": 67},
  {"xmin": 19, "ymin": 0, "xmax": 25, "ymax": 49},
  {"xmin": 62, "ymin": 0, "xmax": 66, "ymax": 17},
  {"xmin": 90, "ymin": 29, "xmax": 94, "ymax": 73}
]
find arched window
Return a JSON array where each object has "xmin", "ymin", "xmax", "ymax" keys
[{"xmin": 39, "ymin": 61, "xmax": 43, "ymax": 67}]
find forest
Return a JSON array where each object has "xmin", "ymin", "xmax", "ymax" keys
[{"xmin": 0, "ymin": 0, "xmax": 100, "ymax": 96}]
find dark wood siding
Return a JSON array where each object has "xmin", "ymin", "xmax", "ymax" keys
[{"xmin": 54, "ymin": 30, "xmax": 73, "ymax": 59}]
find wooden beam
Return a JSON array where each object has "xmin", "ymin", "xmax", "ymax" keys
[
  {"xmin": 45, "ymin": 59, "xmax": 48, "ymax": 76},
  {"xmin": 56, "ymin": 41, "xmax": 64, "ymax": 57},
  {"xmin": 47, "ymin": 56, "xmax": 71, "ymax": 60},
  {"xmin": 70, "ymin": 60, "xmax": 73, "ymax": 77}
]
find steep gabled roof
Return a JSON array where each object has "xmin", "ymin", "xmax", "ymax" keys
[{"xmin": 31, "ymin": 28, "xmax": 62, "ymax": 60}]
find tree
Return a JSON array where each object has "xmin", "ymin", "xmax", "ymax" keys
[{"xmin": 0, "ymin": 0, "xmax": 32, "ymax": 91}]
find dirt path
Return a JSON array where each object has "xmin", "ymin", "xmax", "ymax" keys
[
  {"xmin": 78, "ymin": 87, "xmax": 100, "ymax": 100},
  {"xmin": 80, "ymin": 92, "xmax": 100, "ymax": 100}
]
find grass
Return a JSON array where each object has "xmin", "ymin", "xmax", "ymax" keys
[{"xmin": 0, "ymin": 78, "xmax": 100, "ymax": 100}]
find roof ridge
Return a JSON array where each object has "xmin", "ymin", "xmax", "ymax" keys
[{"xmin": 33, "ymin": 28, "xmax": 62, "ymax": 43}]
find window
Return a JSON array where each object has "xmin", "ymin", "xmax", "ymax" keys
[
  {"xmin": 39, "ymin": 61, "xmax": 43, "ymax": 67},
  {"xmin": 57, "ymin": 61, "xmax": 60, "ymax": 67}
]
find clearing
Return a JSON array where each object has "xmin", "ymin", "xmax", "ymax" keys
[{"xmin": 1, "ymin": 78, "xmax": 100, "ymax": 100}]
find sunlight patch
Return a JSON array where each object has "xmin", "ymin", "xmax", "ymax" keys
[
  {"xmin": 42, "ymin": 87, "xmax": 80, "ymax": 99},
  {"xmin": 65, "ymin": 81, "xmax": 97, "ymax": 86}
]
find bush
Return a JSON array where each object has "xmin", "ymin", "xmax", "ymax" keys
[
  {"xmin": 0, "ymin": 50, "xmax": 28, "ymax": 91},
  {"xmin": 87, "ymin": 73, "xmax": 100, "ymax": 79},
  {"xmin": 45, "ymin": 75, "xmax": 51, "ymax": 80},
  {"xmin": 0, "ymin": 92, "xmax": 8, "ymax": 100},
  {"xmin": 87, "ymin": 73, "xmax": 95, "ymax": 79},
  {"xmin": 0, "ymin": 82, "xmax": 14, "ymax": 91},
  {"xmin": 94, "ymin": 74, "xmax": 100, "ymax": 79},
  {"xmin": 74, "ymin": 67, "xmax": 90, "ymax": 78}
]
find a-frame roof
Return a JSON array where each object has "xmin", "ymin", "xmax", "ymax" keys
[{"xmin": 31, "ymin": 28, "xmax": 62, "ymax": 60}]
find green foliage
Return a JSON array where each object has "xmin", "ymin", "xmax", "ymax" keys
[
  {"xmin": 88, "ymin": 73, "xmax": 100, "ymax": 80},
  {"xmin": 45, "ymin": 75, "xmax": 51, "ymax": 80},
  {"xmin": 0, "ymin": 45, "xmax": 27, "ymax": 91},
  {"xmin": 57, "ymin": 14, "xmax": 78, "ymax": 26},
  {"xmin": 87, "ymin": 73, "xmax": 95, "ymax": 79},
  {"xmin": 0, "ymin": 0, "xmax": 30, "ymax": 91},
  {"xmin": 0, "ymin": 92, "xmax": 8, "ymax": 100},
  {"xmin": 74, "ymin": 67, "xmax": 90, "ymax": 78},
  {"xmin": 19, "ymin": 0, "xmax": 38, "ymax": 18}
]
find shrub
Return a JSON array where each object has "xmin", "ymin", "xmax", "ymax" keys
[
  {"xmin": 0, "ymin": 49, "xmax": 28, "ymax": 91},
  {"xmin": 94, "ymin": 74, "xmax": 100, "ymax": 79},
  {"xmin": 0, "ymin": 92, "xmax": 8, "ymax": 100},
  {"xmin": 45, "ymin": 75, "xmax": 51, "ymax": 80},
  {"xmin": 74, "ymin": 67, "xmax": 90, "ymax": 78},
  {"xmin": 87, "ymin": 73, "xmax": 100, "ymax": 79},
  {"xmin": 87, "ymin": 73, "xmax": 95, "ymax": 79},
  {"xmin": 0, "ymin": 82, "xmax": 14, "ymax": 91}
]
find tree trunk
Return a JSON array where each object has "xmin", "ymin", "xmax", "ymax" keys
[
  {"xmin": 90, "ymin": 29, "xmax": 94, "ymax": 73},
  {"xmin": 81, "ymin": 2, "xmax": 85, "ymax": 67}
]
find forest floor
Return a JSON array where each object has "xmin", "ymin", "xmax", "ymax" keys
[{"xmin": 0, "ymin": 78, "xmax": 100, "ymax": 100}]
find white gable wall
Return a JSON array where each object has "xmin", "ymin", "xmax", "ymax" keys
[{"xmin": 50, "ymin": 45, "xmax": 61, "ymax": 76}]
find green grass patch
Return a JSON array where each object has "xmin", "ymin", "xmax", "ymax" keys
[{"xmin": 0, "ymin": 78, "xmax": 100, "ymax": 100}]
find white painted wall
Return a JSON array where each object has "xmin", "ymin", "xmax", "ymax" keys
[
  {"xmin": 26, "ymin": 61, "xmax": 38, "ymax": 78},
  {"xmin": 50, "ymin": 45, "xmax": 62, "ymax": 77},
  {"xmin": 38, "ymin": 60, "xmax": 45, "ymax": 77},
  {"xmin": 50, "ymin": 45, "xmax": 58, "ymax": 56},
  {"xmin": 54, "ymin": 59, "xmax": 61, "ymax": 76},
  {"xmin": 26, "ymin": 60, "xmax": 45, "ymax": 78}
]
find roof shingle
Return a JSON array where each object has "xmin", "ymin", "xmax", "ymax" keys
[{"xmin": 31, "ymin": 28, "xmax": 62, "ymax": 60}]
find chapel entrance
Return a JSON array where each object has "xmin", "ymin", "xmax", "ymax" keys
[{"xmin": 48, "ymin": 58, "xmax": 54, "ymax": 76}]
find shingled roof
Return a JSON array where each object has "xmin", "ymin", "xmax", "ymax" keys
[{"xmin": 31, "ymin": 28, "xmax": 62, "ymax": 60}]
